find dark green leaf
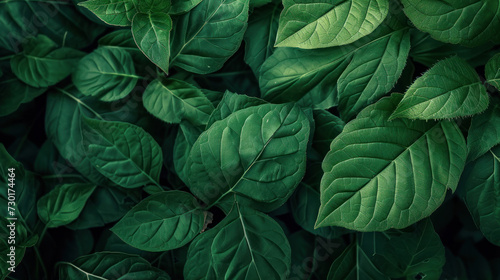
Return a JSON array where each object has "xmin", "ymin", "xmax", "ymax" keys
[
  {"xmin": 79, "ymin": 0, "xmax": 138, "ymax": 26},
  {"xmin": 486, "ymin": 53, "xmax": 500, "ymax": 90},
  {"xmin": 170, "ymin": 0, "xmax": 203, "ymax": 14},
  {"xmin": 206, "ymin": 91, "xmax": 267, "ymax": 128},
  {"xmin": 467, "ymin": 99, "xmax": 500, "ymax": 162}
]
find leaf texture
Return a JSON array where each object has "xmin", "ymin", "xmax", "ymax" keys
[
  {"xmin": 486, "ymin": 53, "xmax": 500, "ymax": 90},
  {"xmin": 79, "ymin": 0, "xmax": 138, "ymax": 26}
]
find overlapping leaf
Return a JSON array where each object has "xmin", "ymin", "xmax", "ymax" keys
[
  {"xmin": 467, "ymin": 99, "xmax": 500, "ymax": 162},
  {"xmin": 79, "ymin": 0, "xmax": 138, "ymax": 26},
  {"xmin": 486, "ymin": 53, "xmax": 500, "ymax": 90}
]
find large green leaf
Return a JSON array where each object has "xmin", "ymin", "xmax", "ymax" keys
[
  {"xmin": 73, "ymin": 47, "xmax": 139, "ymax": 101},
  {"xmin": 58, "ymin": 252, "xmax": 171, "ymax": 279},
  {"xmin": 79, "ymin": 0, "xmax": 138, "ymax": 26},
  {"xmin": 460, "ymin": 146, "xmax": 500, "ymax": 246},
  {"xmin": 186, "ymin": 103, "xmax": 310, "ymax": 211},
  {"xmin": 81, "ymin": 117, "xmax": 163, "ymax": 188},
  {"xmin": 316, "ymin": 94, "xmax": 467, "ymax": 231},
  {"xmin": 486, "ymin": 53, "xmax": 500, "ymax": 90},
  {"xmin": 10, "ymin": 35, "xmax": 84, "ymax": 88},
  {"xmin": 184, "ymin": 204, "xmax": 291, "ymax": 279},
  {"xmin": 132, "ymin": 12, "xmax": 172, "ymax": 73},
  {"xmin": 170, "ymin": 0, "xmax": 250, "ymax": 74},
  {"xmin": 401, "ymin": 0, "xmax": 500, "ymax": 47},
  {"xmin": 37, "ymin": 183, "xmax": 96, "ymax": 228},
  {"xmin": 142, "ymin": 78, "xmax": 214, "ymax": 126},
  {"xmin": 337, "ymin": 28, "xmax": 410, "ymax": 121},
  {"xmin": 467, "ymin": 98, "xmax": 500, "ymax": 162},
  {"xmin": 111, "ymin": 191, "xmax": 207, "ymax": 252},
  {"xmin": 275, "ymin": 0, "xmax": 389, "ymax": 49},
  {"xmin": 362, "ymin": 219, "xmax": 446, "ymax": 279},
  {"xmin": 390, "ymin": 56, "xmax": 489, "ymax": 120},
  {"xmin": 206, "ymin": 91, "xmax": 267, "ymax": 128}
]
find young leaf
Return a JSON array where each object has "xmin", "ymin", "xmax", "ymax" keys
[
  {"xmin": 186, "ymin": 103, "xmax": 310, "ymax": 211},
  {"xmin": 170, "ymin": 0, "xmax": 250, "ymax": 74},
  {"xmin": 316, "ymin": 94, "xmax": 467, "ymax": 231},
  {"xmin": 132, "ymin": 12, "xmax": 172, "ymax": 73},
  {"xmin": 401, "ymin": 0, "xmax": 500, "ymax": 47},
  {"xmin": 184, "ymin": 204, "xmax": 291, "ymax": 279},
  {"xmin": 58, "ymin": 252, "xmax": 171, "ymax": 279},
  {"xmin": 37, "ymin": 183, "xmax": 96, "ymax": 228},
  {"xmin": 486, "ymin": 53, "xmax": 500, "ymax": 90},
  {"xmin": 73, "ymin": 47, "xmax": 139, "ymax": 101},
  {"xmin": 142, "ymin": 78, "xmax": 215, "ymax": 126},
  {"xmin": 10, "ymin": 35, "xmax": 85, "ymax": 88},
  {"xmin": 460, "ymin": 146, "xmax": 500, "ymax": 246},
  {"xmin": 390, "ymin": 56, "xmax": 489, "ymax": 120},
  {"xmin": 275, "ymin": 0, "xmax": 389, "ymax": 49},
  {"xmin": 78, "ymin": 0, "xmax": 138, "ymax": 26},
  {"xmin": 81, "ymin": 117, "xmax": 163, "ymax": 188},
  {"xmin": 111, "ymin": 191, "xmax": 207, "ymax": 252}
]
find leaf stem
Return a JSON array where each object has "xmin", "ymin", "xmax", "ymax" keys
[
  {"xmin": 0, "ymin": 54, "xmax": 14, "ymax": 61},
  {"xmin": 55, "ymin": 88, "xmax": 105, "ymax": 120}
]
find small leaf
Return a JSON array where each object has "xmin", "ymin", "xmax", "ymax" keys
[
  {"xmin": 81, "ymin": 117, "xmax": 163, "ymax": 188},
  {"xmin": 37, "ymin": 183, "xmax": 96, "ymax": 228},
  {"xmin": 390, "ymin": 56, "xmax": 489, "ymax": 120},
  {"xmin": 79, "ymin": 0, "xmax": 138, "ymax": 26},
  {"xmin": 111, "ymin": 191, "xmax": 207, "ymax": 252},
  {"xmin": 142, "ymin": 78, "xmax": 214, "ymax": 126},
  {"xmin": 73, "ymin": 47, "xmax": 139, "ymax": 101},
  {"xmin": 486, "ymin": 53, "xmax": 500, "ymax": 90},
  {"xmin": 276, "ymin": 0, "xmax": 389, "ymax": 49},
  {"xmin": 132, "ymin": 12, "xmax": 172, "ymax": 73}
]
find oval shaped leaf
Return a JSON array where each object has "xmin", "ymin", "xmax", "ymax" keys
[
  {"xmin": 81, "ymin": 117, "xmax": 163, "ymax": 188},
  {"xmin": 79, "ymin": 0, "xmax": 138, "ymax": 26},
  {"xmin": 276, "ymin": 0, "xmax": 389, "ymax": 49},
  {"xmin": 390, "ymin": 56, "xmax": 489, "ymax": 120},
  {"xmin": 316, "ymin": 94, "xmax": 467, "ymax": 231},
  {"xmin": 170, "ymin": 0, "xmax": 250, "ymax": 74},
  {"xmin": 143, "ymin": 78, "xmax": 214, "ymax": 126},
  {"xmin": 186, "ymin": 103, "xmax": 310, "ymax": 211},
  {"xmin": 73, "ymin": 47, "xmax": 139, "ymax": 101},
  {"xmin": 486, "ymin": 53, "xmax": 500, "ymax": 90},
  {"xmin": 111, "ymin": 191, "xmax": 207, "ymax": 252},
  {"xmin": 37, "ymin": 183, "xmax": 96, "ymax": 228}
]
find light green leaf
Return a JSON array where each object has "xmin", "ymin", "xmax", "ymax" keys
[
  {"xmin": 170, "ymin": 0, "xmax": 203, "ymax": 14},
  {"xmin": 460, "ymin": 146, "xmax": 500, "ymax": 246},
  {"xmin": 73, "ymin": 47, "xmax": 139, "ymax": 101},
  {"xmin": 184, "ymin": 204, "xmax": 291, "ymax": 279},
  {"xmin": 81, "ymin": 117, "xmax": 163, "ymax": 188},
  {"xmin": 186, "ymin": 103, "xmax": 310, "ymax": 212},
  {"xmin": 79, "ymin": 0, "xmax": 138, "ymax": 26},
  {"xmin": 337, "ymin": 29, "xmax": 410, "ymax": 121},
  {"xmin": 486, "ymin": 53, "xmax": 500, "ymax": 90},
  {"xmin": 206, "ymin": 91, "xmax": 267, "ymax": 128},
  {"xmin": 143, "ymin": 78, "xmax": 214, "ymax": 126},
  {"xmin": 276, "ymin": 0, "xmax": 389, "ymax": 49},
  {"xmin": 10, "ymin": 35, "xmax": 84, "ymax": 88},
  {"xmin": 390, "ymin": 56, "xmax": 489, "ymax": 120},
  {"xmin": 58, "ymin": 252, "xmax": 171, "ymax": 279},
  {"xmin": 401, "ymin": 0, "xmax": 500, "ymax": 47},
  {"xmin": 170, "ymin": 0, "xmax": 250, "ymax": 74},
  {"xmin": 37, "ymin": 183, "xmax": 96, "ymax": 228},
  {"xmin": 316, "ymin": 94, "xmax": 467, "ymax": 231},
  {"xmin": 132, "ymin": 12, "xmax": 172, "ymax": 73},
  {"xmin": 467, "ymin": 99, "xmax": 500, "ymax": 162},
  {"xmin": 363, "ymin": 219, "xmax": 445, "ymax": 279},
  {"xmin": 111, "ymin": 191, "xmax": 207, "ymax": 252}
]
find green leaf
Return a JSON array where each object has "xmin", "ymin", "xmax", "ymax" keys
[
  {"xmin": 460, "ymin": 146, "xmax": 500, "ymax": 246},
  {"xmin": 170, "ymin": 0, "xmax": 203, "ymax": 14},
  {"xmin": 79, "ymin": 0, "xmax": 138, "ymax": 26},
  {"xmin": 316, "ymin": 94, "xmax": 467, "ymax": 231},
  {"xmin": 186, "ymin": 103, "xmax": 310, "ymax": 211},
  {"xmin": 81, "ymin": 117, "xmax": 163, "ymax": 188},
  {"xmin": 132, "ymin": 12, "xmax": 172, "ymax": 73},
  {"xmin": 401, "ymin": 0, "xmax": 500, "ymax": 47},
  {"xmin": 0, "ymin": 74, "xmax": 46, "ymax": 117},
  {"xmin": 58, "ymin": 252, "xmax": 171, "ymax": 279},
  {"xmin": 327, "ymin": 236, "xmax": 388, "ymax": 280},
  {"xmin": 98, "ymin": 29, "xmax": 149, "ymax": 65},
  {"xmin": 467, "ymin": 99, "xmax": 500, "ymax": 162},
  {"xmin": 73, "ymin": 47, "xmax": 139, "ymax": 101},
  {"xmin": 136, "ymin": 0, "xmax": 171, "ymax": 13},
  {"xmin": 337, "ymin": 29, "xmax": 410, "ymax": 121},
  {"xmin": 111, "ymin": 191, "xmax": 206, "ymax": 252},
  {"xmin": 275, "ymin": 0, "xmax": 389, "ymax": 49},
  {"xmin": 184, "ymin": 204, "xmax": 291, "ymax": 279},
  {"xmin": 390, "ymin": 56, "xmax": 489, "ymax": 120},
  {"xmin": 174, "ymin": 121, "xmax": 203, "ymax": 185},
  {"xmin": 10, "ymin": 35, "xmax": 84, "ymax": 88},
  {"xmin": 206, "ymin": 91, "xmax": 267, "ymax": 128},
  {"xmin": 312, "ymin": 109, "xmax": 345, "ymax": 157},
  {"xmin": 486, "ymin": 53, "xmax": 500, "ymax": 90},
  {"xmin": 170, "ymin": 0, "xmax": 250, "ymax": 74},
  {"xmin": 143, "ymin": 78, "xmax": 214, "ymax": 126},
  {"xmin": 363, "ymin": 219, "xmax": 446, "ymax": 279},
  {"xmin": 37, "ymin": 183, "xmax": 96, "ymax": 228}
]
